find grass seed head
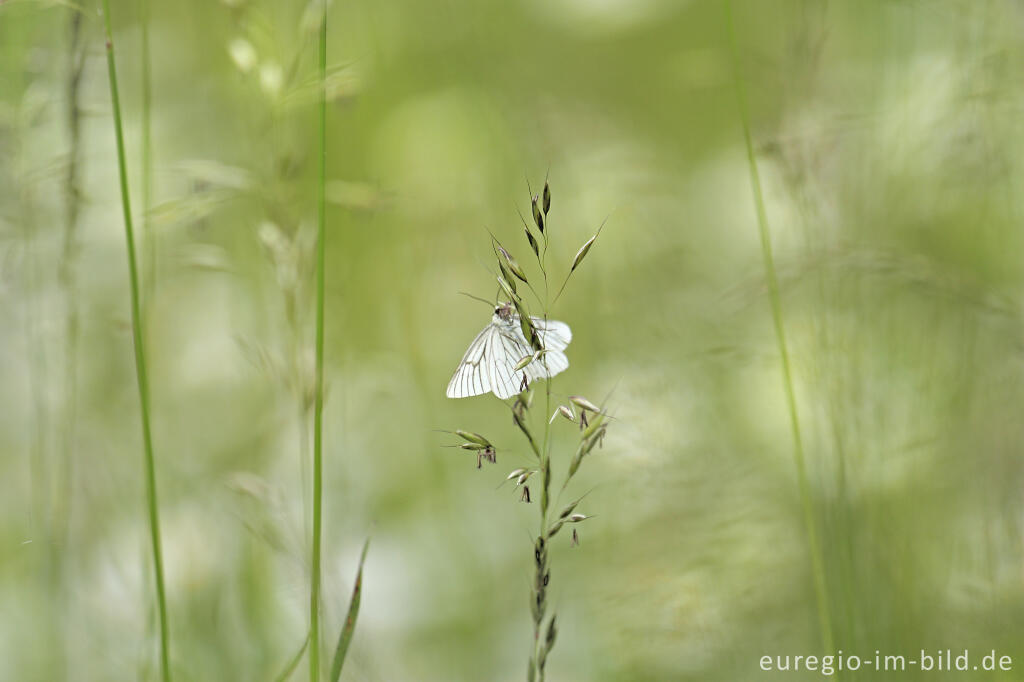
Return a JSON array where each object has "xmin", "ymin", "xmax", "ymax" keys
[
  {"xmin": 568, "ymin": 395, "xmax": 601, "ymax": 413},
  {"xmin": 498, "ymin": 261, "xmax": 517, "ymax": 294},
  {"xmin": 583, "ymin": 425, "xmax": 607, "ymax": 455},
  {"xmin": 514, "ymin": 354, "xmax": 534, "ymax": 371},
  {"xmin": 507, "ymin": 467, "xmax": 529, "ymax": 481},
  {"xmin": 581, "ymin": 413, "xmax": 606, "ymax": 440},
  {"xmin": 510, "ymin": 291, "xmax": 530, "ymax": 320},
  {"xmin": 542, "ymin": 181, "xmax": 551, "ymax": 215},
  {"xmin": 545, "ymin": 615, "xmax": 557, "ymax": 648},
  {"xmin": 525, "ymin": 226, "xmax": 539, "ymax": 256},
  {"xmin": 549, "ymin": 404, "xmax": 576, "ymax": 424},
  {"xmin": 519, "ymin": 315, "xmax": 543, "ymax": 353},
  {"xmin": 567, "ymin": 447, "xmax": 583, "ymax": 479},
  {"xmin": 570, "ymin": 232, "xmax": 598, "ymax": 272},
  {"xmin": 531, "ymin": 195, "xmax": 545, "ymax": 233},
  {"xmin": 505, "ymin": 468, "xmax": 535, "ymax": 487},
  {"xmin": 497, "ymin": 243, "xmax": 529, "ymax": 283},
  {"xmin": 558, "ymin": 497, "xmax": 582, "ymax": 519},
  {"xmin": 517, "ymin": 389, "xmax": 534, "ymax": 410},
  {"xmin": 512, "ymin": 408, "xmax": 530, "ymax": 436},
  {"xmin": 497, "ymin": 273, "xmax": 517, "ymax": 301},
  {"xmin": 456, "ymin": 430, "xmax": 491, "ymax": 447}
]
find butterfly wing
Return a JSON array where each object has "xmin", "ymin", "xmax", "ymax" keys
[
  {"xmin": 531, "ymin": 317, "xmax": 572, "ymax": 352},
  {"xmin": 446, "ymin": 324, "xmax": 495, "ymax": 398},
  {"xmin": 516, "ymin": 317, "xmax": 571, "ymax": 383},
  {"xmin": 489, "ymin": 327, "xmax": 535, "ymax": 399},
  {"xmin": 447, "ymin": 316, "xmax": 573, "ymax": 400}
]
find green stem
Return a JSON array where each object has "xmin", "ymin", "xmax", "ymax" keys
[
  {"xmin": 102, "ymin": 5, "xmax": 172, "ymax": 680},
  {"xmin": 538, "ymin": 212, "xmax": 553, "ymax": 531},
  {"xmin": 309, "ymin": 7, "xmax": 328, "ymax": 681},
  {"xmin": 140, "ymin": 0, "xmax": 155, "ymax": 306},
  {"xmin": 724, "ymin": 0, "xmax": 833, "ymax": 653},
  {"xmin": 532, "ymin": 208, "xmax": 554, "ymax": 682}
]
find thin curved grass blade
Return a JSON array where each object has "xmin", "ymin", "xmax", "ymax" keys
[
  {"xmin": 329, "ymin": 538, "xmax": 370, "ymax": 682},
  {"xmin": 273, "ymin": 633, "xmax": 310, "ymax": 682}
]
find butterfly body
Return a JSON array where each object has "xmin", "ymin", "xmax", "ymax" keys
[{"xmin": 446, "ymin": 303, "xmax": 571, "ymax": 399}]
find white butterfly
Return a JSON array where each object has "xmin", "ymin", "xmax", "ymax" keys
[{"xmin": 446, "ymin": 302, "xmax": 572, "ymax": 399}]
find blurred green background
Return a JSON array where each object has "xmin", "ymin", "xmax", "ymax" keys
[{"xmin": 3, "ymin": 0, "xmax": 1024, "ymax": 679}]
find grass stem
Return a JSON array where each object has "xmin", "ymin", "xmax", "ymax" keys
[
  {"xmin": 309, "ymin": 6, "xmax": 329, "ymax": 681},
  {"xmin": 140, "ymin": 0, "xmax": 155, "ymax": 306},
  {"xmin": 724, "ymin": 0, "xmax": 834, "ymax": 653},
  {"xmin": 102, "ymin": 4, "xmax": 172, "ymax": 678},
  {"xmin": 533, "ymin": 210, "xmax": 554, "ymax": 682}
]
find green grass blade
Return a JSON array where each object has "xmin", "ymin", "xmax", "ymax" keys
[
  {"xmin": 329, "ymin": 539, "xmax": 370, "ymax": 682},
  {"xmin": 273, "ymin": 633, "xmax": 310, "ymax": 682},
  {"xmin": 723, "ymin": 0, "xmax": 833, "ymax": 653},
  {"xmin": 101, "ymin": 3, "xmax": 172, "ymax": 680},
  {"xmin": 140, "ymin": 0, "xmax": 155, "ymax": 305},
  {"xmin": 310, "ymin": 4, "xmax": 328, "ymax": 681}
]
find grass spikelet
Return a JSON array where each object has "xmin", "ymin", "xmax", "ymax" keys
[
  {"xmin": 495, "ymin": 241, "xmax": 529, "ymax": 283},
  {"xmin": 498, "ymin": 260, "xmax": 518, "ymax": 293},
  {"xmin": 531, "ymin": 195, "xmax": 545, "ymax": 233},
  {"xmin": 569, "ymin": 231, "xmax": 598, "ymax": 272},
  {"xmin": 456, "ymin": 430, "xmax": 492, "ymax": 446},
  {"xmin": 553, "ymin": 217, "xmax": 608, "ymax": 304},
  {"xmin": 524, "ymin": 226, "xmax": 540, "ymax": 257},
  {"xmin": 568, "ymin": 395, "xmax": 601, "ymax": 413},
  {"xmin": 514, "ymin": 354, "xmax": 535, "ymax": 371}
]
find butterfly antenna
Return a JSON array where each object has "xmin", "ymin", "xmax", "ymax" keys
[{"xmin": 458, "ymin": 291, "xmax": 496, "ymax": 308}]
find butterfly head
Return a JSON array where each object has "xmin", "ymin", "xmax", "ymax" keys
[{"xmin": 494, "ymin": 302, "xmax": 515, "ymax": 323}]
